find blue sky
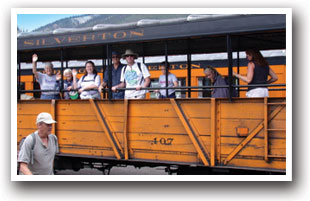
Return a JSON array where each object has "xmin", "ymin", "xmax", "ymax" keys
[{"xmin": 17, "ymin": 14, "xmax": 81, "ymax": 32}]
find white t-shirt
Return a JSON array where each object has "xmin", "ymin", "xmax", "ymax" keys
[
  {"xmin": 120, "ymin": 62, "xmax": 150, "ymax": 98},
  {"xmin": 78, "ymin": 73, "xmax": 101, "ymax": 98},
  {"xmin": 36, "ymin": 72, "xmax": 59, "ymax": 95},
  {"xmin": 159, "ymin": 73, "xmax": 178, "ymax": 97}
]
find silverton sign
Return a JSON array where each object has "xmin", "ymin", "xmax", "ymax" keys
[{"xmin": 18, "ymin": 29, "xmax": 145, "ymax": 50}]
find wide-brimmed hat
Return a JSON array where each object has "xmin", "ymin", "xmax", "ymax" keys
[
  {"xmin": 36, "ymin": 112, "xmax": 57, "ymax": 124},
  {"xmin": 122, "ymin": 49, "xmax": 139, "ymax": 59}
]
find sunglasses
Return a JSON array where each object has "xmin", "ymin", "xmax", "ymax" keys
[
  {"xmin": 125, "ymin": 55, "xmax": 135, "ymax": 58},
  {"xmin": 112, "ymin": 56, "xmax": 120, "ymax": 58}
]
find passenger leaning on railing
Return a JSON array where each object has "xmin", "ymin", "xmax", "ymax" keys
[
  {"xmin": 203, "ymin": 66, "xmax": 229, "ymax": 98},
  {"xmin": 98, "ymin": 51, "xmax": 125, "ymax": 99},
  {"xmin": 77, "ymin": 61, "xmax": 101, "ymax": 99},
  {"xmin": 32, "ymin": 54, "xmax": 61, "ymax": 100},
  {"xmin": 154, "ymin": 61, "xmax": 178, "ymax": 98},
  {"xmin": 233, "ymin": 49, "xmax": 278, "ymax": 97},
  {"xmin": 117, "ymin": 49, "xmax": 151, "ymax": 99}
]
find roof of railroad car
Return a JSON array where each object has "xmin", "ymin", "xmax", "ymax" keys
[{"xmin": 17, "ymin": 14, "xmax": 286, "ymax": 62}]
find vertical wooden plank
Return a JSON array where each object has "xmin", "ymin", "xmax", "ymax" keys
[
  {"xmin": 123, "ymin": 99, "xmax": 129, "ymax": 160},
  {"xmin": 264, "ymin": 97, "xmax": 268, "ymax": 161},
  {"xmin": 51, "ymin": 100, "xmax": 56, "ymax": 135},
  {"xmin": 216, "ymin": 100, "xmax": 221, "ymax": 163},
  {"xmin": 211, "ymin": 98, "xmax": 216, "ymax": 166}
]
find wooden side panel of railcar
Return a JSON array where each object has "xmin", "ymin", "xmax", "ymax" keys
[{"xmin": 17, "ymin": 98, "xmax": 286, "ymax": 172}]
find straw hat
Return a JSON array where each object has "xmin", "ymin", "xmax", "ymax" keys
[{"xmin": 122, "ymin": 49, "xmax": 139, "ymax": 59}]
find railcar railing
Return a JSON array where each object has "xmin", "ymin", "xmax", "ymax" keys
[{"xmin": 18, "ymin": 83, "xmax": 286, "ymax": 100}]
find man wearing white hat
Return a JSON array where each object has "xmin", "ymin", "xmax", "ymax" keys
[
  {"xmin": 18, "ymin": 112, "xmax": 59, "ymax": 175},
  {"xmin": 117, "ymin": 49, "xmax": 151, "ymax": 99}
]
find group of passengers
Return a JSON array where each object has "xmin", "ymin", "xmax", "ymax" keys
[
  {"xmin": 32, "ymin": 49, "xmax": 179, "ymax": 100},
  {"xmin": 31, "ymin": 49, "xmax": 278, "ymax": 100}
]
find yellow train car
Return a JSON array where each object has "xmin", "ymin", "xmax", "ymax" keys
[
  {"xmin": 17, "ymin": 98, "xmax": 286, "ymax": 174},
  {"xmin": 16, "ymin": 14, "xmax": 288, "ymax": 175}
]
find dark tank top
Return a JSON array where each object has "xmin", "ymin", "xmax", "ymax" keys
[{"xmin": 248, "ymin": 62, "xmax": 269, "ymax": 91}]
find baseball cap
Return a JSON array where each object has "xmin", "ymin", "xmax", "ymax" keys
[
  {"xmin": 36, "ymin": 112, "xmax": 57, "ymax": 124},
  {"xmin": 111, "ymin": 51, "xmax": 120, "ymax": 56}
]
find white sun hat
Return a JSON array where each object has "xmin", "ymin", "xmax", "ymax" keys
[{"xmin": 36, "ymin": 112, "xmax": 57, "ymax": 124}]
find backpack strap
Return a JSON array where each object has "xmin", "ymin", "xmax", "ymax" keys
[
  {"xmin": 123, "ymin": 63, "xmax": 145, "ymax": 86},
  {"xmin": 80, "ymin": 75, "xmax": 85, "ymax": 83},
  {"xmin": 137, "ymin": 63, "xmax": 144, "ymax": 86},
  {"xmin": 29, "ymin": 132, "xmax": 36, "ymax": 165},
  {"xmin": 81, "ymin": 74, "xmax": 97, "ymax": 83}
]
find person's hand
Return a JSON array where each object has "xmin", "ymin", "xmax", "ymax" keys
[
  {"xmin": 154, "ymin": 90, "xmax": 159, "ymax": 93},
  {"xmin": 72, "ymin": 69, "xmax": 77, "ymax": 77},
  {"xmin": 56, "ymin": 72, "xmax": 61, "ymax": 81},
  {"xmin": 233, "ymin": 71, "xmax": 237, "ymax": 76},
  {"xmin": 112, "ymin": 86, "xmax": 117, "ymax": 92},
  {"xmin": 136, "ymin": 85, "xmax": 142, "ymax": 91},
  {"xmin": 32, "ymin": 54, "xmax": 38, "ymax": 62},
  {"xmin": 98, "ymin": 85, "xmax": 103, "ymax": 93},
  {"xmin": 78, "ymin": 88, "xmax": 84, "ymax": 93},
  {"xmin": 67, "ymin": 86, "xmax": 72, "ymax": 91}
]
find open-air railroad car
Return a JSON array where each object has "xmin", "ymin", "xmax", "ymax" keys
[{"xmin": 17, "ymin": 14, "xmax": 287, "ymax": 174}]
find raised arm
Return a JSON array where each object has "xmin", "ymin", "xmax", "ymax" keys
[
  {"xmin": 72, "ymin": 69, "xmax": 78, "ymax": 89},
  {"xmin": 32, "ymin": 54, "xmax": 39, "ymax": 80}
]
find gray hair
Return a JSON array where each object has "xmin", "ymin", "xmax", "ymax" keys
[
  {"xmin": 63, "ymin": 68, "xmax": 72, "ymax": 76},
  {"xmin": 45, "ymin": 62, "xmax": 54, "ymax": 69},
  {"xmin": 204, "ymin": 65, "xmax": 218, "ymax": 75}
]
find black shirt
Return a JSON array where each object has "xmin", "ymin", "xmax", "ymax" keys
[{"xmin": 248, "ymin": 62, "xmax": 269, "ymax": 91}]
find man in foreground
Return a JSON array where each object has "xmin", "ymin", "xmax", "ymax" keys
[{"xmin": 18, "ymin": 112, "xmax": 58, "ymax": 175}]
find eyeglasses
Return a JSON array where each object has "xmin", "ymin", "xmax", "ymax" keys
[{"xmin": 125, "ymin": 55, "xmax": 134, "ymax": 58}]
